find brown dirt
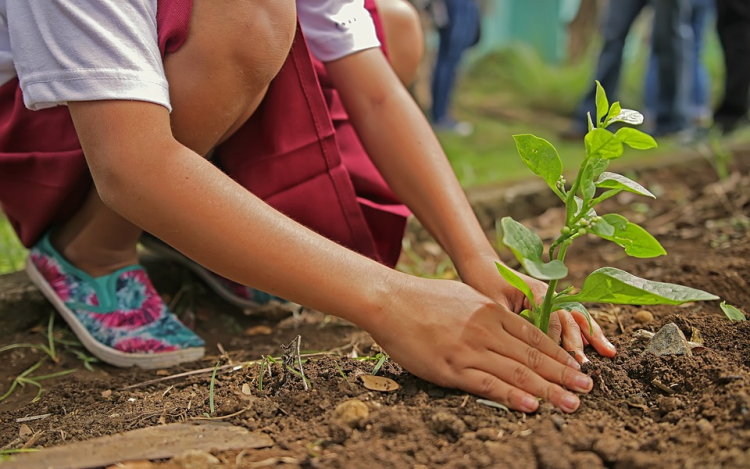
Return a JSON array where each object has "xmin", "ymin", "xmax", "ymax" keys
[{"xmin": 1, "ymin": 153, "xmax": 749, "ymax": 469}]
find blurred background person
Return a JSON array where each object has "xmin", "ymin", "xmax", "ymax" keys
[
  {"xmin": 713, "ymin": 0, "xmax": 750, "ymax": 133},
  {"xmin": 645, "ymin": 0, "xmax": 715, "ymax": 132},
  {"xmin": 561, "ymin": 0, "xmax": 693, "ymax": 139},
  {"xmin": 429, "ymin": 0, "xmax": 481, "ymax": 135}
]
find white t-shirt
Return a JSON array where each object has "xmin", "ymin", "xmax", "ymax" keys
[{"xmin": 0, "ymin": 0, "xmax": 379, "ymax": 112}]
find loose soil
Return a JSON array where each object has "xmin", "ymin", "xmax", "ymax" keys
[{"xmin": 1, "ymin": 152, "xmax": 749, "ymax": 469}]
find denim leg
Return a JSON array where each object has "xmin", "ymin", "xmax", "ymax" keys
[
  {"xmin": 573, "ymin": 0, "xmax": 647, "ymax": 130},
  {"xmin": 430, "ymin": 0, "xmax": 480, "ymax": 123},
  {"xmin": 646, "ymin": 0, "xmax": 713, "ymax": 123},
  {"xmin": 714, "ymin": 0, "xmax": 750, "ymax": 129},
  {"xmin": 690, "ymin": 0, "xmax": 714, "ymax": 117},
  {"xmin": 651, "ymin": 0, "xmax": 693, "ymax": 134}
]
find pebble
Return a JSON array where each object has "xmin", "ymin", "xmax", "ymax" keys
[
  {"xmin": 331, "ymin": 399, "xmax": 369, "ymax": 428},
  {"xmin": 634, "ymin": 310, "xmax": 654, "ymax": 324},
  {"xmin": 644, "ymin": 323, "xmax": 692, "ymax": 357},
  {"xmin": 696, "ymin": 418, "xmax": 714, "ymax": 435}
]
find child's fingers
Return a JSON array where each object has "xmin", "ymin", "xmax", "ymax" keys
[
  {"xmin": 489, "ymin": 333, "xmax": 594, "ymax": 395},
  {"xmin": 459, "ymin": 369, "xmax": 540, "ymax": 413},
  {"xmin": 559, "ymin": 309, "xmax": 588, "ymax": 363},
  {"xmin": 547, "ymin": 311, "xmax": 563, "ymax": 344},
  {"xmin": 572, "ymin": 310, "xmax": 617, "ymax": 358},
  {"xmin": 501, "ymin": 312, "xmax": 581, "ymax": 370},
  {"xmin": 466, "ymin": 354, "xmax": 583, "ymax": 413}
]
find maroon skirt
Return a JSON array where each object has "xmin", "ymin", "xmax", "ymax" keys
[{"xmin": 0, "ymin": 0, "xmax": 408, "ymax": 267}]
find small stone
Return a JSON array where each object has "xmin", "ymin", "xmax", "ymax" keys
[
  {"xmin": 18, "ymin": 424, "xmax": 32, "ymax": 438},
  {"xmin": 696, "ymin": 418, "xmax": 714, "ymax": 435},
  {"xmin": 643, "ymin": 323, "xmax": 692, "ymax": 357},
  {"xmin": 331, "ymin": 399, "xmax": 369, "ymax": 428},
  {"xmin": 430, "ymin": 412, "xmax": 467, "ymax": 438},
  {"xmin": 101, "ymin": 389, "xmax": 112, "ymax": 398},
  {"xmin": 171, "ymin": 450, "xmax": 220, "ymax": 468},
  {"xmin": 633, "ymin": 310, "xmax": 654, "ymax": 324}
]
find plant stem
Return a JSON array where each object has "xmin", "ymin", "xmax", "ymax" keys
[{"xmin": 539, "ymin": 243, "xmax": 570, "ymax": 333}]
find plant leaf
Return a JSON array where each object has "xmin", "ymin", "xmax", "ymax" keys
[
  {"xmin": 581, "ymin": 162, "xmax": 596, "ymax": 203},
  {"xmin": 500, "ymin": 217, "xmax": 543, "ymax": 263},
  {"xmin": 495, "ymin": 261, "xmax": 534, "ymax": 305},
  {"xmin": 595, "ymin": 172, "xmax": 655, "ymax": 198},
  {"xmin": 615, "ymin": 128, "xmax": 658, "ymax": 150},
  {"xmin": 564, "ymin": 267, "xmax": 719, "ymax": 305},
  {"xmin": 522, "ymin": 259, "xmax": 569, "ymax": 281},
  {"xmin": 720, "ymin": 301, "xmax": 746, "ymax": 321},
  {"xmin": 585, "ymin": 128, "xmax": 624, "ymax": 160},
  {"xmin": 590, "ymin": 214, "xmax": 667, "ymax": 258},
  {"xmin": 605, "ymin": 108, "xmax": 644, "ymax": 126},
  {"xmin": 513, "ymin": 135, "xmax": 563, "ymax": 191},
  {"xmin": 589, "ymin": 216, "xmax": 615, "ymax": 237},
  {"xmin": 590, "ymin": 158, "xmax": 610, "ymax": 179},
  {"xmin": 555, "ymin": 302, "xmax": 593, "ymax": 335},
  {"xmin": 595, "ymin": 80, "xmax": 609, "ymax": 124},
  {"xmin": 606, "ymin": 101, "xmax": 622, "ymax": 123}
]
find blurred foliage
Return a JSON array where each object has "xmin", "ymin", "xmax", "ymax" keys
[{"xmin": 0, "ymin": 215, "xmax": 26, "ymax": 274}]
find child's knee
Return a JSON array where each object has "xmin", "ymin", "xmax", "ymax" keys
[
  {"xmin": 224, "ymin": 0, "xmax": 297, "ymax": 85},
  {"xmin": 377, "ymin": 0, "xmax": 424, "ymax": 85}
]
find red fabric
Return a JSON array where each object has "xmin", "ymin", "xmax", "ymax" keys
[{"xmin": 0, "ymin": 0, "xmax": 408, "ymax": 267}]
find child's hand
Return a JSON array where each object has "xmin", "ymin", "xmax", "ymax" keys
[
  {"xmin": 456, "ymin": 255, "xmax": 617, "ymax": 363},
  {"xmin": 363, "ymin": 274, "xmax": 595, "ymax": 413}
]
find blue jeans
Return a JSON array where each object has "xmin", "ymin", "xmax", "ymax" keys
[
  {"xmin": 430, "ymin": 0, "xmax": 480, "ymax": 123},
  {"xmin": 646, "ymin": 0, "xmax": 714, "ymax": 123},
  {"xmin": 573, "ymin": 0, "xmax": 692, "ymax": 134}
]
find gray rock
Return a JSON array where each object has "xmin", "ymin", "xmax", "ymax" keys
[{"xmin": 643, "ymin": 323, "xmax": 692, "ymax": 357}]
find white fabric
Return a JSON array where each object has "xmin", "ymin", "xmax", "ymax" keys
[
  {"xmin": 1, "ymin": 0, "xmax": 169, "ymax": 111},
  {"xmin": 0, "ymin": 0, "xmax": 379, "ymax": 112},
  {"xmin": 297, "ymin": 0, "xmax": 381, "ymax": 62}
]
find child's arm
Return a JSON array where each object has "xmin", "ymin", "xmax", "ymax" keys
[
  {"xmin": 68, "ymin": 99, "xmax": 592, "ymax": 413},
  {"xmin": 325, "ymin": 49, "xmax": 616, "ymax": 361}
]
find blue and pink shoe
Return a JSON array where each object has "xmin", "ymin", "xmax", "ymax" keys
[
  {"xmin": 140, "ymin": 235, "xmax": 291, "ymax": 310},
  {"xmin": 26, "ymin": 233, "xmax": 205, "ymax": 369}
]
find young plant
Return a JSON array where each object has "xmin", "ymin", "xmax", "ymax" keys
[{"xmin": 496, "ymin": 81, "xmax": 719, "ymax": 334}]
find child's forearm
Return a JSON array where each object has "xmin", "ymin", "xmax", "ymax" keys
[
  {"xmin": 326, "ymin": 49, "xmax": 497, "ymax": 273},
  {"xmin": 68, "ymin": 100, "xmax": 394, "ymax": 331}
]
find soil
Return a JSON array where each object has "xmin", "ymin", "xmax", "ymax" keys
[{"xmin": 1, "ymin": 152, "xmax": 749, "ymax": 469}]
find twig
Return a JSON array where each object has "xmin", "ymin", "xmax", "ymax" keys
[
  {"xmin": 15, "ymin": 414, "xmax": 51, "ymax": 423},
  {"xmin": 190, "ymin": 404, "xmax": 254, "ymax": 421}
]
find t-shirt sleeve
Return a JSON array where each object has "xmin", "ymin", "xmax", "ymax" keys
[
  {"xmin": 6, "ymin": 0, "xmax": 171, "ymax": 111},
  {"xmin": 297, "ymin": 0, "xmax": 381, "ymax": 63}
]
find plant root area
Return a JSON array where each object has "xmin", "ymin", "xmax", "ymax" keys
[{"xmin": 1, "ymin": 153, "xmax": 749, "ymax": 469}]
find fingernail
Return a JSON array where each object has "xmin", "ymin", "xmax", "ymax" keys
[
  {"xmin": 522, "ymin": 396, "xmax": 539, "ymax": 412},
  {"xmin": 561, "ymin": 393, "xmax": 579, "ymax": 412},
  {"xmin": 582, "ymin": 355, "xmax": 591, "ymax": 364},
  {"xmin": 606, "ymin": 341, "xmax": 617, "ymax": 352},
  {"xmin": 575, "ymin": 374, "xmax": 593, "ymax": 391},
  {"xmin": 568, "ymin": 356, "xmax": 581, "ymax": 370}
]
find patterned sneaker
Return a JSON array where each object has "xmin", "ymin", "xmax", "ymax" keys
[
  {"xmin": 26, "ymin": 233, "xmax": 205, "ymax": 369},
  {"xmin": 140, "ymin": 235, "xmax": 292, "ymax": 309}
]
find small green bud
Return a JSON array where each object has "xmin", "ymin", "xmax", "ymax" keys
[
  {"xmin": 561, "ymin": 226, "xmax": 571, "ymax": 235},
  {"xmin": 578, "ymin": 228, "xmax": 588, "ymax": 235},
  {"xmin": 580, "ymin": 219, "xmax": 590, "ymax": 227}
]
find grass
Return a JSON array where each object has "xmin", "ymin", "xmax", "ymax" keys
[{"xmin": 0, "ymin": 214, "xmax": 26, "ymax": 274}]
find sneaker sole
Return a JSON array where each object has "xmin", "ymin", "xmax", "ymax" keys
[
  {"xmin": 26, "ymin": 258, "xmax": 205, "ymax": 369},
  {"xmin": 140, "ymin": 236, "xmax": 267, "ymax": 309}
]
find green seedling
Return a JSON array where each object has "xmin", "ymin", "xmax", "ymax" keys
[
  {"xmin": 0, "ymin": 358, "xmax": 77, "ymax": 403},
  {"xmin": 371, "ymin": 353, "xmax": 388, "ymax": 376},
  {"xmin": 496, "ymin": 81, "xmax": 719, "ymax": 334},
  {"xmin": 720, "ymin": 302, "xmax": 746, "ymax": 321}
]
